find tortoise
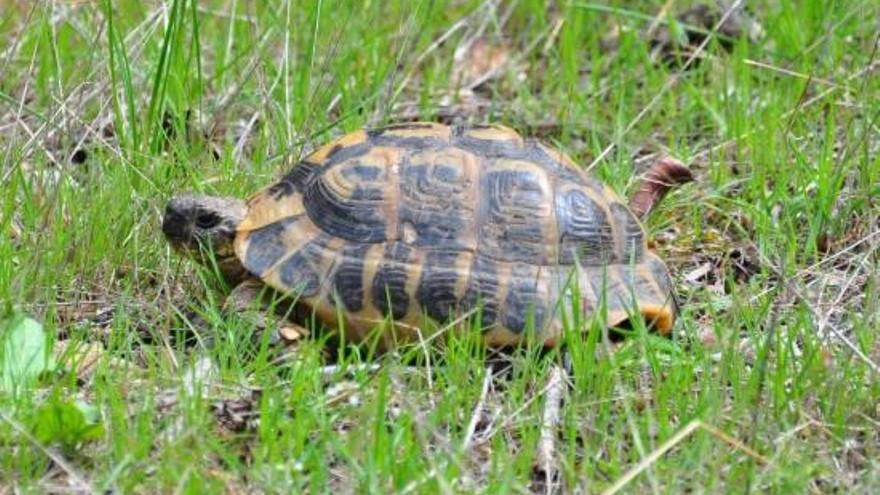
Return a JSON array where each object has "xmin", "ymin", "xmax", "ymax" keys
[{"xmin": 162, "ymin": 122, "xmax": 692, "ymax": 348}]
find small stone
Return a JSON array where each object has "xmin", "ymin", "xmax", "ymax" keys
[{"xmin": 278, "ymin": 325, "xmax": 304, "ymax": 343}]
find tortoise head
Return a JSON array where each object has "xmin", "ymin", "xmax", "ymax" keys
[{"xmin": 162, "ymin": 194, "xmax": 248, "ymax": 285}]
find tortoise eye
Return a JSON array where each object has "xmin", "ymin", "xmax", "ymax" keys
[{"xmin": 195, "ymin": 211, "xmax": 221, "ymax": 229}]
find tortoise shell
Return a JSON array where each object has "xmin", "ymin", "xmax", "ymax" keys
[{"xmin": 234, "ymin": 122, "xmax": 675, "ymax": 346}]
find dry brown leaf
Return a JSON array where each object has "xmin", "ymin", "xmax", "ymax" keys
[
  {"xmin": 453, "ymin": 37, "xmax": 510, "ymax": 90},
  {"xmin": 8, "ymin": 215, "xmax": 22, "ymax": 240},
  {"xmin": 684, "ymin": 261, "xmax": 714, "ymax": 284},
  {"xmin": 213, "ymin": 390, "xmax": 262, "ymax": 433}
]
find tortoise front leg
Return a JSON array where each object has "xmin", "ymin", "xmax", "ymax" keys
[{"xmin": 224, "ymin": 278, "xmax": 309, "ymax": 349}]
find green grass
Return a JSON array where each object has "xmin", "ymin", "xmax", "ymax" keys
[{"xmin": 2, "ymin": 0, "xmax": 879, "ymax": 492}]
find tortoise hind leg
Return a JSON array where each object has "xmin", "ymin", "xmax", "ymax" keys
[{"xmin": 224, "ymin": 278, "xmax": 309, "ymax": 352}]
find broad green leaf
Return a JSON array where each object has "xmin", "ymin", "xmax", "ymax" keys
[
  {"xmin": 31, "ymin": 396, "xmax": 105, "ymax": 448},
  {"xmin": 1, "ymin": 314, "xmax": 54, "ymax": 392}
]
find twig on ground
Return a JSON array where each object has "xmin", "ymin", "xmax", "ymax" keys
[
  {"xmin": 534, "ymin": 363, "xmax": 568, "ymax": 492},
  {"xmin": 320, "ymin": 363, "xmax": 382, "ymax": 377},
  {"xmin": 462, "ymin": 367, "xmax": 493, "ymax": 450}
]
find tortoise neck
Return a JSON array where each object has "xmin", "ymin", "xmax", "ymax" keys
[{"xmin": 219, "ymin": 258, "xmax": 249, "ymax": 288}]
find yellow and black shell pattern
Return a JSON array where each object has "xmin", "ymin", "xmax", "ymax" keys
[{"xmin": 234, "ymin": 123, "xmax": 675, "ymax": 347}]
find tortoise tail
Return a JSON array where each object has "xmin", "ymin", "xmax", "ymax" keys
[{"xmin": 629, "ymin": 157, "xmax": 693, "ymax": 219}]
